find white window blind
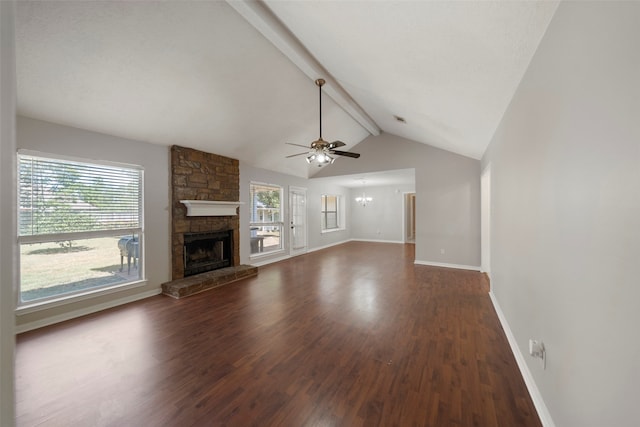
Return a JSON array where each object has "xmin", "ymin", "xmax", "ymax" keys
[
  {"xmin": 18, "ymin": 154, "xmax": 142, "ymax": 237},
  {"xmin": 321, "ymin": 195, "xmax": 339, "ymax": 230}
]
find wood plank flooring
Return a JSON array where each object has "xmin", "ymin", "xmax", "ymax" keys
[{"xmin": 16, "ymin": 242, "xmax": 541, "ymax": 426}]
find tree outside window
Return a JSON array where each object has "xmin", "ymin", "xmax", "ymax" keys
[
  {"xmin": 18, "ymin": 152, "xmax": 143, "ymax": 303},
  {"xmin": 249, "ymin": 183, "xmax": 283, "ymax": 255}
]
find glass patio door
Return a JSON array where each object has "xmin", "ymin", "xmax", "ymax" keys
[{"xmin": 289, "ymin": 186, "xmax": 307, "ymax": 255}]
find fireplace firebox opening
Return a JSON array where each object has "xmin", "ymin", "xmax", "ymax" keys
[{"xmin": 183, "ymin": 230, "xmax": 233, "ymax": 277}]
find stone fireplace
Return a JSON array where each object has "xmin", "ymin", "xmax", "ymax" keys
[
  {"xmin": 183, "ymin": 230, "xmax": 233, "ymax": 277},
  {"xmin": 162, "ymin": 146, "xmax": 257, "ymax": 298},
  {"xmin": 170, "ymin": 145, "xmax": 240, "ymax": 280}
]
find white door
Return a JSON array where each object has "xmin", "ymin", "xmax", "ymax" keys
[{"xmin": 289, "ymin": 186, "xmax": 307, "ymax": 255}]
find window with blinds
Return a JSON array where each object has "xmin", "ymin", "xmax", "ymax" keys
[
  {"xmin": 321, "ymin": 195, "xmax": 339, "ymax": 230},
  {"xmin": 17, "ymin": 152, "xmax": 144, "ymax": 304}
]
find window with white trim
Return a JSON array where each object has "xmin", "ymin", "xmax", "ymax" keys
[
  {"xmin": 18, "ymin": 152, "xmax": 143, "ymax": 304},
  {"xmin": 249, "ymin": 183, "xmax": 283, "ymax": 255},
  {"xmin": 321, "ymin": 194, "xmax": 340, "ymax": 231}
]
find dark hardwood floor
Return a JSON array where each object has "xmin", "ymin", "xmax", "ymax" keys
[{"xmin": 16, "ymin": 242, "xmax": 541, "ymax": 426}]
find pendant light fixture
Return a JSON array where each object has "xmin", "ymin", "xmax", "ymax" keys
[{"xmin": 355, "ymin": 180, "xmax": 373, "ymax": 206}]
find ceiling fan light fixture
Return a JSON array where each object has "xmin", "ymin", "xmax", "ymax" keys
[
  {"xmin": 316, "ymin": 152, "xmax": 334, "ymax": 164},
  {"xmin": 306, "ymin": 153, "xmax": 317, "ymax": 164},
  {"xmin": 285, "ymin": 78, "xmax": 361, "ymax": 165}
]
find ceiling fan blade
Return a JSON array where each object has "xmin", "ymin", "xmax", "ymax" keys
[
  {"xmin": 328, "ymin": 140, "xmax": 346, "ymax": 149},
  {"xmin": 286, "ymin": 142, "xmax": 311, "ymax": 149},
  {"xmin": 286, "ymin": 152, "xmax": 310, "ymax": 158},
  {"xmin": 330, "ymin": 150, "xmax": 360, "ymax": 159}
]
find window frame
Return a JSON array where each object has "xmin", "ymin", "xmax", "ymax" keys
[
  {"xmin": 321, "ymin": 194, "xmax": 345, "ymax": 233},
  {"xmin": 249, "ymin": 181, "xmax": 284, "ymax": 257},
  {"xmin": 16, "ymin": 150, "xmax": 145, "ymax": 306}
]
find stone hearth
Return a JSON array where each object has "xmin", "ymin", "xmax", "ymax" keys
[{"xmin": 162, "ymin": 265, "xmax": 257, "ymax": 299}]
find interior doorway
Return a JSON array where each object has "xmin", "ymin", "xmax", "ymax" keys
[
  {"xmin": 481, "ymin": 165, "xmax": 491, "ymax": 277},
  {"xmin": 404, "ymin": 192, "xmax": 416, "ymax": 243}
]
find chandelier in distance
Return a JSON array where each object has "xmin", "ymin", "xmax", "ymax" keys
[{"xmin": 355, "ymin": 180, "xmax": 372, "ymax": 206}]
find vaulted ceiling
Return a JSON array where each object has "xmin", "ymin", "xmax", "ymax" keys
[{"xmin": 15, "ymin": 1, "xmax": 558, "ymax": 180}]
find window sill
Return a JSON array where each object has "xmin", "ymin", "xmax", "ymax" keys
[
  {"xmin": 321, "ymin": 228, "xmax": 346, "ymax": 234},
  {"xmin": 15, "ymin": 280, "xmax": 148, "ymax": 316}
]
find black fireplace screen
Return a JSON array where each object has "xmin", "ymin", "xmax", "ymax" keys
[{"xmin": 183, "ymin": 230, "xmax": 233, "ymax": 277}]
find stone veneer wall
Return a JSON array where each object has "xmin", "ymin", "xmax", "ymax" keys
[{"xmin": 171, "ymin": 145, "xmax": 240, "ymax": 280}]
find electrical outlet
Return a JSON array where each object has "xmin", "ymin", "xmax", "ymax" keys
[
  {"xmin": 440, "ymin": 248, "xmax": 445, "ymax": 254},
  {"xmin": 529, "ymin": 339, "xmax": 546, "ymax": 369}
]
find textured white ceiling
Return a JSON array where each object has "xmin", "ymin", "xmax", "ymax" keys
[
  {"xmin": 265, "ymin": 0, "xmax": 559, "ymax": 159},
  {"xmin": 16, "ymin": 0, "xmax": 558, "ymax": 182},
  {"xmin": 15, "ymin": 1, "xmax": 369, "ymax": 178}
]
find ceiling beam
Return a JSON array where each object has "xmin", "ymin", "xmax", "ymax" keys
[{"xmin": 227, "ymin": 0, "xmax": 380, "ymax": 136}]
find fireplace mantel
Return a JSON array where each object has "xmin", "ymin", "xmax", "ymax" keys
[{"xmin": 180, "ymin": 200, "xmax": 243, "ymax": 217}]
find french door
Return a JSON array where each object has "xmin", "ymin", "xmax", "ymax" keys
[{"xmin": 289, "ymin": 186, "xmax": 307, "ymax": 256}]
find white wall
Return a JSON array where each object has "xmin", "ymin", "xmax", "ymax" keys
[
  {"xmin": 239, "ymin": 162, "xmax": 352, "ymax": 265},
  {"xmin": 15, "ymin": 117, "xmax": 171, "ymax": 331},
  {"xmin": 315, "ymin": 132, "xmax": 481, "ymax": 269},
  {"xmin": 0, "ymin": 1, "xmax": 17, "ymax": 424},
  {"xmin": 350, "ymin": 184, "xmax": 414, "ymax": 243},
  {"xmin": 482, "ymin": 2, "xmax": 640, "ymax": 426}
]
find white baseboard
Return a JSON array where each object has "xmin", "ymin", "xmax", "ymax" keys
[
  {"xmin": 307, "ymin": 239, "xmax": 352, "ymax": 253},
  {"xmin": 249, "ymin": 240, "xmax": 354, "ymax": 267},
  {"xmin": 253, "ymin": 239, "xmax": 408, "ymax": 267},
  {"xmin": 249, "ymin": 253, "xmax": 291, "ymax": 267},
  {"xmin": 15, "ymin": 288, "xmax": 162, "ymax": 334},
  {"xmin": 414, "ymin": 260, "xmax": 480, "ymax": 271},
  {"xmin": 489, "ymin": 291, "xmax": 555, "ymax": 427},
  {"xmin": 349, "ymin": 238, "xmax": 405, "ymax": 244}
]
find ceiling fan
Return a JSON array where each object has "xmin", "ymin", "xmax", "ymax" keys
[{"xmin": 286, "ymin": 78, "xmax": 361, "ymax": 166}]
